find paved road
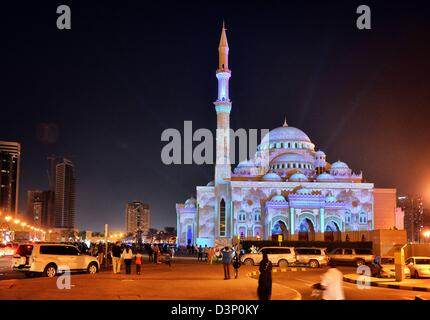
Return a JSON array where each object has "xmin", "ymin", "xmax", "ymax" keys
[
  {"xmin": 0, "ymin": 256, "xmax": 426, "ymax": 300},
  {"xmin": 271, "ymin": 266, "xmax": 421, "ymax": 300}
]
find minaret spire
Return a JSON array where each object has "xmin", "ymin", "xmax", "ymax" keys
[
  {"xmin": 283, "ymin": 117, "xmax": 288, "ymax": 127},
  {"xmin": 218, "ymin": 21, "xmax": 229, "ymax": 71},
  {"xmin": 214, "ymin": 21, "xmax": 232, "ymax": 183}
]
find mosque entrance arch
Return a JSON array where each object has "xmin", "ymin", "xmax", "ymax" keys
[
  {"xmin": 271, "ymin": 220, "xmax": 288, "ymax": 241},
  {"xmin": 298, "ymin": 218, "xmax": 315, "ymax": 241},
  {"xmin": 186, "ymin": 225, "xmax": 193, "ymax": 245},
  {"xmin": 324, "ymin": 221, "xmax": 341, "ymax": 242}
]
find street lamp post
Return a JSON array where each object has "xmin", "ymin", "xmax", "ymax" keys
[{"xmin": 423, "ymin": 231, "xmax": 430, "ymax": 244}]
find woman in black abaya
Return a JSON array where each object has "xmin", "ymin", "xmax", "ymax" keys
[{"xmin": 257, "ymin": 251, "xmax": 273, "ymax": 300}]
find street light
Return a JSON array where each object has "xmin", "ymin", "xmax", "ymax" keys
[
  {"xmin": 5, "ymin": 216, "xmax": 12, "ymax": 222},
  {"xmin": 13, "ymin": 219, "xmax": 20, "ymax": 224},
  {"xmin": 423, "ymin": 230, "xmax": 430, "ymax": 244}
]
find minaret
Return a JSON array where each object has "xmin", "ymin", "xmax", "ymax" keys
[{"xmin": 214, "ymin": 21, "xmax": 232, "ymax": 183}]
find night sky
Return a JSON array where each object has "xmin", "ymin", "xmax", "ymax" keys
[{"xmin": 1, "ymin": 0, "xmax": 430, "ymax": 232}]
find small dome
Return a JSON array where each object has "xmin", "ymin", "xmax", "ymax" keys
[
  {"xmin": 331, "ymin": 161, "xmax": 349, "ymax": 169},
  {"xmin": 262, "ymin": 172, "xmax": 282, "ymax": 181},
  {"xmin": 326, "ymin": 195, "xmax": 337, "ymax": 203},
  {"xmin": 271, "ymin": 194, "xmax": 287, "ymax": 202},
  {"xmin": 315, "ymin": 150, "xmax": 326, "ymax": 157},
  {"xmin": 295, "ymin": 187, "xmax": 311, "ymax": 195},
  {"xmin": 184, "ymin": 197, "xmax": 196, "ymax": 208},
  {"xmin": 316, "ymin": 173, "xmax": 334, "ymax": 182},
  {"xmin": 206, "ymin": 180, "xmax": 214, "ymax": 186},
  {"xmin": 289, "ymin": 172, "xmax": 308, "ymax": 182}
]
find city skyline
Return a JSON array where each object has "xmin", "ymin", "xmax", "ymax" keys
[{"xmin": 1, "ymin": 1, "xmax": 430, "ymax": 232}]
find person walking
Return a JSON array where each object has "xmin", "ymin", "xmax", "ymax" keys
[
  {"xmin": 257, "ymin": 252, "xmax": 273, "ymax": 300},
  {"xmin": 372, "ymin": 256, "xmax": 382, "ymax": 278},
  {"xmin": 111, "ymin": 241, "xmax": 122, "ymax": 274},
  {"xmin": 319, "ymin": 260, "xmax": 345, "ymax": 300},
  {"xmin": 122, "ymin": 246, "xmax": 133, "ymax": 275},
  {"xmin": 135, "ymin": 250, "xmax": 143, "ymax": 275},
  {"xmin": 165, "ymin": 251, "xmax": 172, "ymax": 268},
  {"xmin": 153, "ymin": 245, "xmax": 159, "ymax": 264},
  {"xmin": 147, "ymin": 244, "xmax": 153, "ymax": 263},
  {"xmin": 221, "ymin": 246, "xmax": 233, "ymax": 280}
]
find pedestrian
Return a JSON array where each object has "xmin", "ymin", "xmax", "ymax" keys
[
  {"xmin": 165, "ymin": 252, "xmax": 172, "ymax": 268},
  {"xmin": 221, "ymin": 246, "xmax": 233, "ymax": 280},
  {"xmin": 147, "ymin": 244, "xmax": 153, "ymax": 263},
  {"xmin": 170, "ymin": 246, "xmax": 175, "ymax": 259},
  {"xmin": 135, "ymin": 249, "xmax": 143, "ymax": 275},
  {"xmin": 204, "ymin": 245, "xmax": 209, "ymax": 262},
  {"xmin": 257, "ymin": 252, "xmax": 272, "ymax": 300},
  {"xmin": 319, "ymin": 260, "xmax": 345, "ymax": 300},
  {"xmin": 197, "ymin": 245, "xmax": 203, "ymax": 261},
  {"xmin": 233, "ymin": 250, "xmax": 241, "ymax": 279},
  {"xmin": 372, "ymin": 256, "xmax": 382, "ymax": 278},
  {"xmin": 97, "ymin": 243, "xmax": 105, "ymax": 266},
  {"xmin": 122, "ymin": 246, "xmax": 133, "ymax": 275},
  {"xmin": 111, "ymin": 241, "xmax": 122, "ymax": 274},
  {"xmin": 153, "ymin": 245, "xmax": 159, "ymax": 264},
  {"xmin": 207, "ymin": 247, "xmax": 214, "ymax": 265}
]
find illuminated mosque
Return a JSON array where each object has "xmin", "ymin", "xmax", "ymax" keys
[{"xmin": 176, "ymin": 24, "xmax": 398, "ymax": 247}]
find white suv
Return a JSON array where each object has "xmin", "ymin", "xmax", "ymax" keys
[
  {"xmin": 12, "ymin": 243, "xmax": 99, "ymax": 277},
  {"xmin": 241, "ymin": 247, "xmax": 296, "ymax": 268}
]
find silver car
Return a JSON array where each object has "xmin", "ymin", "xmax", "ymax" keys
[
  {"xmin": 240, "ymin": 247, "xmax": 296, "ymax": 268},
  {"xmin": 294, "ymin": 247, "xmax": 329, "ymax": 268}
]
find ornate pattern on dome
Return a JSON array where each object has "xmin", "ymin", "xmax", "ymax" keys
[
  {"xmin": 270, "ymin": 194, "xmax": 287, "ymax": 202},
  {"xmin": 289, "ymin": 172, "xmax": 308, "ymax": 182},
  {"xmin": 331, "ymin": 161, "xmax": 349, "ymax": 169},
  {"xmin": 261, "ymin": 172, "xmax": 282, "ymax": 181},
  {"xmin": 316, "ymin": 172, "xmax": 335, "ymax": 182},
  {"xmin": 265, "ymin": 125, "xmax": 312, "ymax": 143}
]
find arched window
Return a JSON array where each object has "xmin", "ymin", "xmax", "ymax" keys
[
  {"xmin": 219, "ymin": 199, "xmax": 226, "ymax": 236},
  {"xmin": 359, "ymin": 212, "xmax": 367, "ymax": 225},
  {"xmin": 345, "ymin": 211, "xmax": 352, "ymax": 224}
]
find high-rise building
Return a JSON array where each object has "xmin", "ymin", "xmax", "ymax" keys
[
  {"xmin": 54, "ymin": 158, "xmax": 76, "ymax": 228},
  {"xmin": 0, "ymin": 141, "xmax": 21, "ymax": 217},
  {"xmin": 125, "ymin": 201, "xmax": 150, "ymax": 235},
  {"xmin": 398, "ymin": 195, "xmax": 424, "ymax": 243},
  {"xmin": 27, "ymin": 190, "xmax": 54, "ymax": 228}
]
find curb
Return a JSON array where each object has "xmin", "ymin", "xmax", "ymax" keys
[
  {"xmin": 247, "ymin": 267, "xmax": 308, "ymax": 277},
  {"xmin": 246, "ymin": 270, "xmax": 302, "ymax": 300},
  {"xmin": 343, "ymin": 275, "xmax": 430, "ymax": 292}
]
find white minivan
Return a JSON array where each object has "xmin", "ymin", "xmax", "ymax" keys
[{"xmin": 12, "ymin": 243, "xmax": 99, "ymax": 277}]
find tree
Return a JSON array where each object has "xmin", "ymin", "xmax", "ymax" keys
[{"xmin": 164, "ymin": 227, "xmax": 176, "ymax": 235}]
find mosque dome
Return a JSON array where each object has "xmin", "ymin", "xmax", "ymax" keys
[
  {"xmin": 184, "ymin": 197, "xmax": 196, "ymax": 208},
  {"xmin": 207, "ymin": 180, "xmax": 214, "ymax": 186},
  {"xmin": 271, "ymin": 194, "xmax": 287, "ymax": 202},
  {"xmin": 261, "ymin": 172, "xmax": 283, "ymax": 181},
  {"xmin": 331, "ymin": 161, "xmax": 349, "ymax": 169},
  {"xmin": 258, "ymin": 120, "xmax": 315, "ymax": 152},
  {"xmin": 316, "ymin": 172, "xmax": 335, "ymax": 182},
  {"xmin": 289, "ymin": 172, "xmax": 308, "ymax": 182},
  {"xmin": 325, "ymin": 195, "xmax": 338, "ymax": 203},
  {"xmin": 315, "ymin": 150, "xmax": 326, "ymax": 157}
]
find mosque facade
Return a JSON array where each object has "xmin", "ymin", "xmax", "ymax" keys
[{"xmin": 176, "ymin": 24, "xmax": 397, "ymax": 247}]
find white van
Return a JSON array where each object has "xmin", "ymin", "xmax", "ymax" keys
[
  {"xmin": 12, "ymin": 243, "xmax": 99, "ymax": 277},
  {"xmin": 240, "ymin": 247, "xmax": 296, "ymax": 267}
]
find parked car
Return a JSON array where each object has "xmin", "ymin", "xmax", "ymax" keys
[
  {"xmin": 12, "ymin": 243, "xmax": 99, "ymax": 277},
  {"xmin": 294, "ymin": 247, "xmax": 329, "ymax": 268},
  {"xmin": 371, "ymin": 257, "xmax": 411, "ymax": 278},
  {"xmin": 406, "ymin": 256, "xmax": 430, "ymax": 279},
  {"xmin": 241, "ymin": 247, "xmax": 296, "ymax": 267},
  {"xmin": 0, "ymin": 243, "xmax": 19, "ymax": 257},
  {"xmin": 327, "ymin": 248, "xmax": 374, "ymax": 267}
]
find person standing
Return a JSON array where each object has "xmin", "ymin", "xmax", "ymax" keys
[
  {"xmin": 135, "ymin": 250, "xmax": 143, "ymax": 275},
  {"xmin": 221, "ymin": 246, "xmax": 233, "ymax": 280},
  {"xmin": 257, "ymin": 252, "xmax": 273, "ymax": 300},
  {"xmin": 111, "ymin": 241, "xmax": 122, "ymax": 274},
  {"xmin": 232, "ymin": 250, "xmax": 241, "ymax": 279},
  {"xmin": 204, "ymin": 245, "xmax": 209, "ymax": 262},
  {"xmin": 207, "ymin": 247, "xmax": 214, "ymax": 265},
  {"xmin": 122, "ymin": 246, "xmax": 133, "ymax": 275},
  {"xmin": 319, "ymin": 260, "xmax": 345, "ymax": 300},
  {"xmin": 197, "ymin": 245, "xmax": 203, "ymax": 261},
  {"xmin": 170, "ymin": 246, "xmax": 175, "ymax": 259},
  {"xmin": 97, "ymin": 243, "xmax": 105, "ymax": 266},
  {"xmin": 147, "ymin": 245, "xmax": 153, "ymax": 263}
]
